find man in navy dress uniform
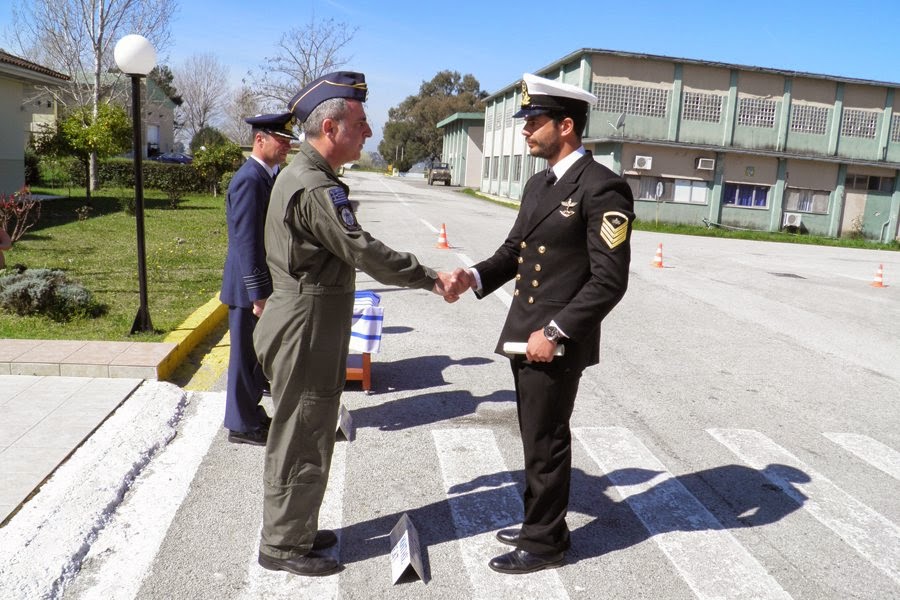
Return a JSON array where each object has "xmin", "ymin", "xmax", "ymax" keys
[
  {"xmin": 449, "ymin": 73, "xmax": 635, "ymax": 574},
  {"xmin": 220, "ymin": 112, "xmax": 296, "ymax": 445}
]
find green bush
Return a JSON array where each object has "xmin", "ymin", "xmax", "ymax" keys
[
  {"xmin": 0, "ymin": 267, "xmax": 106, "ymax": 322},
  {"xmin": 98, "ymin": 158, "xmax": 135, "ymax": 187},
  {"xmin": 143, "ymin": 162, "xmax": 202, "ymax": 208},
  {"xmin": 24, "ymin": 149, "xmax": 40, "ymax": 185},
  {"xmin": 219, "ymin": 170, "xmax": 236, "ymax": 196},
  {"xmin": 193, "ymin": 143, "xmax": 245, "ymax": 196},
  {"xmin": 65, "ymin": 159, "xmax": 88, "ymax": 187},
  {"xmin": 37, "ymin": 156, "xmax": 79, "ymax": 187}
]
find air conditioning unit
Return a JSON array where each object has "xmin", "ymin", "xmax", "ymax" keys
[
  {"xmin": 695, "ymin": 157, "xmax": 716, "ymax": 171},
  {"xmin": 783, "ymin": 212, "xmax": 803, "ymax": 228},
  {"xmin": 633, "ymin": 155, "xmax": 653, "ymax": 170}
]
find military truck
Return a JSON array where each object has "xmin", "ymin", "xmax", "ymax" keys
[{"xmin": 426, "ymin": 162, "xmax": 451, "ymax": 186}]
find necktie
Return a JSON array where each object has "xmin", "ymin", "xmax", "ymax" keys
[{"xmin": 545, "ymin": 169, "xmax": 557, "ymax": 185}]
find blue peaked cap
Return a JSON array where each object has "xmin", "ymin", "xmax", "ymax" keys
[
  {"xmin": 244, "ymin": 112, "xmax": 297, "ymax": 139},
  {"xmin": 288, "ymin": 71, "xmax": 368, "ymax": 122}
]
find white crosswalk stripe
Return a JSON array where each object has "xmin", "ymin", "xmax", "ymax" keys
[
  {"xmin": 822, "ymin": 432, "xmax": 900, "ymax": 481},
  {"xmin": 432, "ymin": 428, "xmax": 569, "ymax": 600},
  {"xmin": 74, "ymin": 392, "xmax": 223, "ymax": 600},
  {"xmin": 708, "ymin": 428, "xmax": 900, "ymax": 585},
  {"xmin": 574, "ymin": 426, "xmax": 793, "ymax": 600}
]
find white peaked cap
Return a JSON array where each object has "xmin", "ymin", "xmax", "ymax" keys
[{"xmin": 514, "ymin": 73, "xmax": 597, "ymax": 118}]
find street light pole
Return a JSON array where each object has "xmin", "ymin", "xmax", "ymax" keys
[
  {"xmin": 114, "ymin": 34, "xmax": 157, "ymax": 335},
  {"xmin": 128, "ymin": 72, "xmax": 152, "ymax": 334}
]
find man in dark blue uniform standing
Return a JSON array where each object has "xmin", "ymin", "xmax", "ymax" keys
[
  {"xmin": 220, "ymin": 112, "xmax": 296, "ymax": 446},
  {"xmin": 450, "ymin": 73, "xmax": 635, "ymax": 574}
]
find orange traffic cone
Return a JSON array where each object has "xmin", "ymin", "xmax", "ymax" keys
[
  {"xmin": 436, "ymin": 223, "xmax": 451, "ymax": 249},
  {"xmin": 651, "ymin": 243, "xmax": 664, "ymax": 268},
  {"xmin": 871, "ymin": 264, "xmax": 885, "ymax": 287}
]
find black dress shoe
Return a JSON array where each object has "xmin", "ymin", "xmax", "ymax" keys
[
  {"xmin": 312, "ymin": 529, "xmax": 337, "ymax": 550},
  {"xmin": 496, "ymin": 527, "xmax": 521, "ymax": 546},
  {"xmin": 258, "ymin": 551, "xmax": 341, "ymax": 576},
  {"xmin": 227, "ymin": 428, "xmax": 268, "ymax": 446},
  {"xmin": 488, "ymin": 548, "xmax": 565, "ymax": 574}
]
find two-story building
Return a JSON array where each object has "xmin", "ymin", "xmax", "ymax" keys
[
  {"xmin": 476, "ymin": 48, "xmax": 900, "ymax": 241},
  {"xmin": 25, "ymin": 73, "xmax": 179, "ymax": 159},
  {"xmin": 0, "ymin": 50, "xmax": 68, "ymax": 194}
]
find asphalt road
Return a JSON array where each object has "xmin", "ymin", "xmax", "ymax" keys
[{"xmin": 61, "ymin": 171, "xmax": 900, "ymax": 599}]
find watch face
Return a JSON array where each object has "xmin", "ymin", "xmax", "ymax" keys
[{"xmin": 544, "ymin": 325, "xmax": 559, "ymax": 341}]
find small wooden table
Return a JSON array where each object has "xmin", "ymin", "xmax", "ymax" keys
[{"xmin": 345, "ymin": 352, "xmax": 372, "ymax": 392}]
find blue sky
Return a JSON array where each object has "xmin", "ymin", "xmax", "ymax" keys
[{"xmin": 4, "ymin": 0, "xmax": 899, "ymax": 153}]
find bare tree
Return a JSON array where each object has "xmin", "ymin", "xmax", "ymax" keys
[
  {"xmin": 221, "ymin": 84, "xmax": 264, "ymax": 146},
  {"xmin": 9, "ymin": 0, "xmax": 176, "ymax": 190},
  {"xmin": 252, "ymin": 17, "xmax": 358, "ymax": 108},
  {"xmin": 173, "ymin": 52, "xmax": 229, "ymax": 146}
]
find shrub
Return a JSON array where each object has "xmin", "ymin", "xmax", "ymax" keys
[
  {"xmin": 75, "ymin": 205, "xmax": 93, "ymax": 221},
  {"xmin": 193, "ymin": 143, "xmax": 245, "ymax": 196},
  {"xmin": 65, "ymin": 159, "xmax": 88, "ymax": 187},
  {"xmin": 144, "ymin": 162, "xmax": 201, "ymax": 208},
  {"xmin": 0, "ymin": 267, "xmax": 105, "ymax": 321},
  {"xmin": 848, "ymin": 214, "xmax": 865, "ymax": 240},
  {"xmin": 24, "ymin": 149, "xmax": 40, "ymax": 185},
  {"xmin": 220, "ymin": 170, "xmax": 236, "ymax": 196},
  {"xmin": 98, "ymin": 158, "xmax": 135, "ymax": 187},
  {"xmin": 37, "ymin": 156, "xmax": 78, "ymax": 187},
  {"xmin": 0, "ymin": 188, "xmax": 42, "ymax": 243}
]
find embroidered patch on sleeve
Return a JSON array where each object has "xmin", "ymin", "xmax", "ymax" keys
[
  {"xmin": 328, "ymin": 186, "xmax": 360, "ymax": 231},
  {"xmin": 600, "ymin": 211, "xmax": 629, "ymax": 249}
]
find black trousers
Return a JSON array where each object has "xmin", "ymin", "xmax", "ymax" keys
[
  {"xmin": 510, "ymin": 356, "xmax": 583, "ymax": 554},
  {"xmin": 224, "ymin": 306, "xmax": 267, "ymax": 432}
]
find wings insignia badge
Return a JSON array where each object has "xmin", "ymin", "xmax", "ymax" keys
[
  {"xmin": 559, "ymin": 198, "xmax": 578, "ymax": 218},
  {"xmin": 600, "ymin": 211, "xmax": 629, "ymax": 249}
]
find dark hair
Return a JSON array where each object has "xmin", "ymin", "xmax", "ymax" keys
[{"xmin": 550, "ymin": 107, "xmax": 588, "ymax": 139}]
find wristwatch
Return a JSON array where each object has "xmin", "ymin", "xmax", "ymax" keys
[{"xmin": 543, "ymin": 325, "xmax": 561, "ymax": 342}]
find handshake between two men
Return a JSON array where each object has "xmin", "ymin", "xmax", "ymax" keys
[
  {"xmin": 428, "ymin": 267, "xmax": 561, "ymax": 363},
  {"xmin": 430, "ymin": 267, "xmax": 476, "ymax": 304}
]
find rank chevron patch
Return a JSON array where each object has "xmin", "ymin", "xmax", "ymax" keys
[{"xmin": 600, "ymin": 211, "xmax": 629, "ymax": 249}]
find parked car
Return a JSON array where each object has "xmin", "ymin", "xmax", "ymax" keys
[
  {"xmin": 426, "ymin": 162, "xmax": 451, "ymax": 186},
  {"xmin": 150, "ymin": 152, "xmax": 193, "ymax": 164}
]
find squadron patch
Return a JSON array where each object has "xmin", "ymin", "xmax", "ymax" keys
[
  {"xmin": 328, "ymin": 186, "xmax": 360, "ymax": 231},
  {"xmin": 600, "ymin": 211, "xmax": 629, "ymax": 249}
]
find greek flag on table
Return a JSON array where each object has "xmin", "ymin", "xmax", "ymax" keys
[{"xmin": 350, "ymin": 291, "xmax": 384, "ymax": 353}]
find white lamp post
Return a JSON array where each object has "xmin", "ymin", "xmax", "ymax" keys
[{"xmin": 114, "ymin": 34, "xmax": 157, "ymax": 334}]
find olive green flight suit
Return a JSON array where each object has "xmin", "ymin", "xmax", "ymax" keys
[{"xmin": 253, "ymin": 141, "xmax": 436, "ymax": 560}]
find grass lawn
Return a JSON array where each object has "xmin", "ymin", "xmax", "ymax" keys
[{"xmin": 0, "ymin": 186, "xmax": 227, "ymax": 341}]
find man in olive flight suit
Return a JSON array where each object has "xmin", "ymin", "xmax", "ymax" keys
[
  {"xmin": 253, "ymin": 71, "xmax": 454, "ymax": 577},
  {"xmin": 449, "ymin": 73, "xmax": 635, "ymax": 574}
]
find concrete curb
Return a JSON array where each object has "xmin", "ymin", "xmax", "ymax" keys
[{"xmin": 159, "ymin": 294, "xmax": 227, "ymax": 380}]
